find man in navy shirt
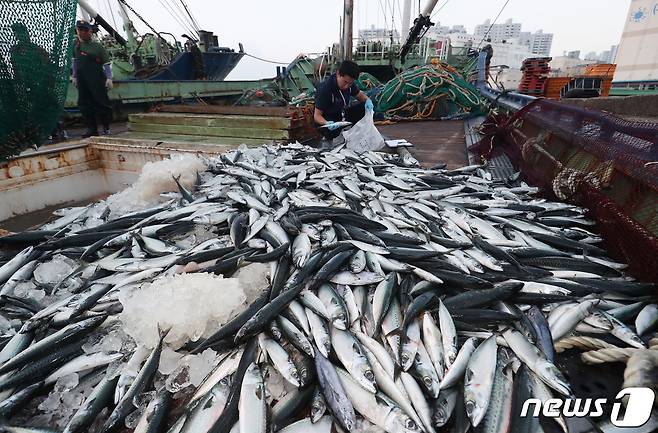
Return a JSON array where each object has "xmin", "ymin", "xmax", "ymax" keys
[{"xmin": 314, "ymin": 60, "xmax": 374, "ymax": 141}]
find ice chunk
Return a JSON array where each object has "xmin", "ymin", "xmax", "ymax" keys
[
  {"xmin": 133, "ymin": 390, "xmax": 157, "ymax": 409},
  {"xmin": 82, "ymin": 332, "xmax": 105, "ymax": 354},
  {"xmin": 38, "ymin": 391, "xmax": 61, "ymax": 413},
  {"xmin": 118, "ymin": 273, "xmax": 247, "ymax": 349},
  {"xmin": 159, "ymin": 347, "xmax": 184, "ymax": 375},
  {"xmin": 100, "ymin": 330, "xmax": 125, "ymax": 353},
  {"xmin": 83, "ymin": 325, "xmax": 134, "ymax": 355},
  {"xmin": 106, "ymin": 155, "xmax": 206, "ymax": 217},
  {"xmin": 233, "ymin": 262, "xmax": 270, "ymax": 304},
  {"xmin": 61, "ymin": 389, "xmax": 85, "ymax": 408},
  {"xmin": 27, "ymin": 288, "xmax": 46, "ymax": 302},
  {"xmin": 54, "ymin": 373, "xmax": 79, "ymax": 393},
  {"xmin": 33, "ymin": 254, "xmax": 77, "ymax": 287},
  {"xmin": 164, "ymin": 348, "xmax": 217, "ymax": 392},
  {"xmin": 12, "ymin": 281, "xmax": 36, "ymax": 297},
  {"xmin": 187, "ymin": 348, "xmax": 218, "ymax": 387},
  {"xmin": 166, "ymin": 363, "xmax": 191, "ymax": 393}
]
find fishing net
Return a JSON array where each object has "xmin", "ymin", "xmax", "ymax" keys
[
  {"xmin": 374, "ymin": 64, "xmax": 485, "ymax": 120},
  {"xmin": 0, "ymin": 0, "xmax": 77, "ymax": 161},
  {"xmin": 469, "ymin": 99, "xmax": 658, "ymax": 282},
  {"xmin": 355, "ymin": 72, "xmax": 381, "ymax": 91}
]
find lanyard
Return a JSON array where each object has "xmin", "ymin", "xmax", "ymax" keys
[{"xmin": 339, "ymin": 90, "xmax": 347, "ymax": 121}]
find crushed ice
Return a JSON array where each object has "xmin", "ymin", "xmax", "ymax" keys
[
  {"xmin": 118, "ymin": 272, "xmax": 247, "ymax": 349},
  {"xmin": 106, "ymin": 155, "xmax": 207, "ymax": 217}
]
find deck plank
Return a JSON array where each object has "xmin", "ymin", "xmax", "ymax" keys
[{"xmin": 377, "ymin": 120, "xmax": 467, "ymax": 169}]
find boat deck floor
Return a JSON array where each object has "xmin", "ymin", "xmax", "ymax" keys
[{"xmin": 377, "ymin": 120, "xmax": 467, "ymax": 169}]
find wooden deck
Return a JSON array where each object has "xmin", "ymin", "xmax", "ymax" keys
[{"xmin": 377, "ymin": 120, "xmax": 468, "ymax": 169}]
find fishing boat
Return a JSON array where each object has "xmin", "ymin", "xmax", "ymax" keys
[{"xmin": 76, "ymin": 0, "xmax": 244, "ymax": 81}]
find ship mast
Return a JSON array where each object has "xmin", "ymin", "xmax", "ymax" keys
[
  {"xmin": 116, "ymin": 0, "xmax": 138, "ymax": 48},
  {"xmin": 401, "ymin": 0, "xmax": 412, "ymax": 41},
  {"xmin": 341, "ymin": 0, "xmax": 354, "ymax": 60}
]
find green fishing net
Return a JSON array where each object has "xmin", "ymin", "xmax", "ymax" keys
[
  {"xmin": 0, "ymin": 0, "xmax": 77, "ymax": 161},
  {"xmin": 356, "ymin": 72, "xmax": 382, "ymax": 91},
  {"xmin": 375, "ymin": 64, "xmax": 485, "ymax": 119}
]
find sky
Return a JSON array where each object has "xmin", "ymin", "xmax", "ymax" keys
[{"xmin": 85, "ymin": 0, "xmax": 632, "ymax": 80}]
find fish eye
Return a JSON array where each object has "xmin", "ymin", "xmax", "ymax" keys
[
  {"xmin": 405, "ymin": 419, "xmax": 417, "ymax": 429},
  {"xmin": 401, "ymin": 354, "xmax": 409, "ymax": 363},
  {"xmin": 364, "ymin": 370, "xmax": 374, "ymax": 381},
  {"xmin": 465, "ymin": 400, "xmax": 475, "ymax": 415},
  {"xmin": 423, "ymin": 377, "xmax": 432, "ymax": 387}
]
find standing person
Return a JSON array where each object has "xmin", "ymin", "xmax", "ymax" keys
[
  {"xmin": 314, "ymin": 60, "xmax": 374, "ymax": 145},
  {"xmin": 72, "ymin": 20, "xmax": 113, "ymax": 137},
  {"xmin": 9, "ymin": 22, "xmax": 54, "ymax": 135}
]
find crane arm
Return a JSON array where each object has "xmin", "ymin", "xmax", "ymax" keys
[{"xmin": 399, "ymin": 0, "xmax": 440, "ymax": 63}]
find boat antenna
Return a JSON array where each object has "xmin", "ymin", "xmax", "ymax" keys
[
  {"xmin": 159, "ymin": 0, "xmax": 199, "ymax": 39},
  {"xmin": 179, "ymin": 0, "xmax": 201, "ymax": 33}
]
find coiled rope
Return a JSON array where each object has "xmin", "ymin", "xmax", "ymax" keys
[
  {"xmin": 374, "ymin": 64, "xmax": 484, "ymax": 120},
  {"xmin": 555, "ymin": 335, "xmax": 618, "ymax": 353}
]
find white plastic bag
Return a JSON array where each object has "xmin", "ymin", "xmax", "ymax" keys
[{"xmin": 342, "ymin": 111, "xmax": 385, "ymax": 153}]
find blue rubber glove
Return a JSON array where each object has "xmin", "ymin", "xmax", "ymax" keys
[
  {"xmin": 364, "ymin": 98, "xmax": 374, "ymax": 112},
  {"xmin": 325, "ymin": 121, "xmax": 341, "ymax": 131}
]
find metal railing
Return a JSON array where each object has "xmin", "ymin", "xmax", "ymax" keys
[{"xmin": 352, "ymin": 37, "xmax": 437, "ymax": 62}]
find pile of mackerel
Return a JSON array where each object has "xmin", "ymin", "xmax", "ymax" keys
[{"xmin": 0, "ymin": 142, "xmax": 657, "ymax": 433}]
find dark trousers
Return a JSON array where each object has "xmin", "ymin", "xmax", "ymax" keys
[
  {"xmin": 316, "ymin": 101, "xmax": 366, "ymax": 140},
  {"xmin": 78, "ymin": 75, "xmax": 112, "ymax": 133}
]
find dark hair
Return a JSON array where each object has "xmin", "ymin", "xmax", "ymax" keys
[{"xmin": 338, "ymin": 60, "xmax": 360, "ymax": 79}]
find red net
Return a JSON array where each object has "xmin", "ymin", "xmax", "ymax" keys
[{"xmin": 469, "ymin": 99, "xmax": 658, "ymax": 282}]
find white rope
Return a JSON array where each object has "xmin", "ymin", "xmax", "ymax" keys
[
  {"xmin": 555, "ymin": 335, "xmax": 617, "ymax": 353},
  {"xmin": 581, "ymin": 348, "xmax": 643, "ymax": 365},
  {"xmin": 623, "ymin": 350, "xmax": 658, "ymax": 392}
]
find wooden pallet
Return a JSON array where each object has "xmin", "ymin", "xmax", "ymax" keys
[{"xmin": 128, "ymin": 104, "xmax": 316, "ymax": 145}]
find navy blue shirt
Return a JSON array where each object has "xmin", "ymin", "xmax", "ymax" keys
[{"xmin": 315, "ymin": 74, "xmax": 360, "ymax": 122}]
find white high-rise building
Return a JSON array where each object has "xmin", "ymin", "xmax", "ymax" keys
[
  {"xmin": 358, "ymin": 26, "xmax": 400, "ymax": 43},
  {"xmin": 429, "ymin": 22, "xmax": 469, "ymax": 37},
  {"xmin": 474, "ymin": 19, "xmax": 553, "ymax": 56},
  {"xmin": 585, "ymin": 51, "xmax": 600, "ymax": 61},
  {"xmin": 474, "ymin": 18, "xmax": 522, "ymax": 42},
  {"xmin": 600, "ymin": 45, "xmax": 619, "ymax": 64},
  {"xmin": 529, "ymin": 30, "xmax": 553, "ymax": 57}
]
